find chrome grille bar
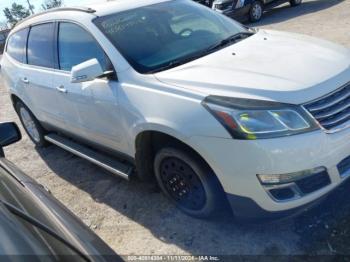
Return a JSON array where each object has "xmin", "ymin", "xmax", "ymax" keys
[
  {"xmin": 308, "ymin": 92, "xmax": 350, "ymax": 112},
  {"xmin": 304, "ymin": 82, "xmax": 350, "ymax": 131},
  {"xmin": 321, "ymin": 111, "xmax": 350, "ymax": 128},
  {"xmin": 314, "ymin": 100, "xmax": 350, "ymax": 119}
]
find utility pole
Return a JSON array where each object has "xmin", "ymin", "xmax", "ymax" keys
[{"xmin": 26, "ymin": 0, "xmax": 35, "ymax": 14}]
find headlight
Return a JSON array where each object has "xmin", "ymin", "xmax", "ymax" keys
[{"xmin": 202, "ymin": 96, "xmax": 319, "ymax": 139}]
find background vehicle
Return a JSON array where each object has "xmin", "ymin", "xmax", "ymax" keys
[
  {"xmin": 212, "ymin": 0, "xmax": 303, "ymax": 22},
  {"xmin": 0, "ymin": 122, "xmax": 119, "ymax": 260},
  {"xmin": 1, "ymin": 0, "xmax": 350, "ymax": 221},
  {"xmin": 193, "ymin": 0, "xmax": 214, "ymax": 7}
]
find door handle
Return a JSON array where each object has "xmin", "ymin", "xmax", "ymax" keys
[
  {"xmin": 56, "ymin": 85, "xmax": 67, "ymax": 93},
  {"xmin": 21, "ymin": 77, "xmax": 29, "ymax": 84}
]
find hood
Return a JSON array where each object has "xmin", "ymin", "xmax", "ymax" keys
[{"xmin": 155, "ymin": 30, "xmax": 350, "ymax": 104}]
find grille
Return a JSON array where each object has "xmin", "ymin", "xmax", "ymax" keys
[
  {"xmin": 337, "ymin": 155, "xmax": 350, "ymax": 178},
  {"xmin": 304, "ymin": 83, "xmax": 350, "ymax": 130}
]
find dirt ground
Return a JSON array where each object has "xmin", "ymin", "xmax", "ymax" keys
[{"xmin": 1, "ymin": 0, "xmax": 350, "ymax": 257}]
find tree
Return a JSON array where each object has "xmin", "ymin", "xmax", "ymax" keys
[
  {"xmin": 42, "ymin": 0, "xmax": 63, "ymax": 10},
  {"xmin": 3, "ymin": 3, "xmax": 31, "ymax": 27},
  {"xmin": 26, "ymin": 0, "xmax": 35, "ymax": 14},
  {"xmin": 0, "ymin": 21, "xmax": 9, "ymax": 31}
]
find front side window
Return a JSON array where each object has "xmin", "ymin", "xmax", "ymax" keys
[
  {"xmin": 58, "ymin": 22, "xmax": 109, "ymax": 71},
  {"xmin": 94, "ymin": 0, "xmax": 249, "ymax": 73},
  {"xmin": 27, "ymin": 23, "xmax": 55, "ymax": 68},
  {"xmin": 6, "ymin": 28, "xmax": 29, "ymax": 63}
]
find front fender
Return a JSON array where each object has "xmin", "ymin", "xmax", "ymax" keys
[{"xmin": 131, "ymin": 120, "xmax": 191, "ymax": 155}]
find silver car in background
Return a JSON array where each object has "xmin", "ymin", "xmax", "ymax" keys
[{"xmin": 212, "ymin": 0, "xmax": 302, "ymax": 22}]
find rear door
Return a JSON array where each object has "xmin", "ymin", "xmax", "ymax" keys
[
  {"xmin": 24, "ymin": 23, "xmax": 65, "ymax": 129},
  {"xmin": 2, "ymin": 28, "xmax": 29, "ymax": 105}
]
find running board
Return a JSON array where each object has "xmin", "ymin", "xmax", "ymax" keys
[{"xmin": 45, "ymin": 133, "xmax": 133, "ymax": 180}]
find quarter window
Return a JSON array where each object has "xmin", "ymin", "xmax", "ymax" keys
[
  {"xmin": 27, "ymin": 23, "xmax": 55, "ymax": 68},
  {"xmin": 6, "ymin": 28, "xmax": 29, "ymax": 63},
  {"xmin": 58, "ymin": 22, "xmax": 109, "ymax": 71}
]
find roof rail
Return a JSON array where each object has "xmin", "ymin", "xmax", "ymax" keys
[{"xmin": 15, "ymin": 6, "xmax": 97, "ymax": 27}]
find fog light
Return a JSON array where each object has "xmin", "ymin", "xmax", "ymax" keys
[
  {"xmin": 269, "ymin": 187, "xmax": 296, "ymax": 201},
  {"xmin": 257, "ymin": 167, "xmax": 326, "ymax": 185}
]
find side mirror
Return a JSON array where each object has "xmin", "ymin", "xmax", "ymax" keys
[
  {"xmin": 71, "ymin": 58, "xmax": 105, "ymax": 84},
  {"xmin": 0, "ymin": 122, "xmax": 21, "ymax": 147}
]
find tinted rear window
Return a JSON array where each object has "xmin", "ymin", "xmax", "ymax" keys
[
  {"xmin": 6, "ymin": 28, "xmax": 28, "ymax": 63},
  {"xmin": 27, "ymin": 23, "xmax": 55, "ymax": 68}
]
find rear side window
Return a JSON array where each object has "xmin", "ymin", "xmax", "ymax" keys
[
  {"xmin": 58, "ymin": 22, "xmax": 109, "ymax": 71},
  {"xmin": 27, "ymin": 23, "xmax": 55, "ymax": 68},
  {"xmin": 6, "ymin": 28, "xmax": 29, "ymax": 63}
]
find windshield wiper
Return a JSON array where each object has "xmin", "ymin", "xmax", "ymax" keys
[
  {"xmin": 206, "ymin": 32, "xmax": 255, "ymax": 53},
  {"xmin": 148, "ymin": 52, "xmax": 206, "ymax": 73}
]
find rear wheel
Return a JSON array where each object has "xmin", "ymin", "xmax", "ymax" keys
[
  {"xmin": 249, "ymin": 1, "xmax": 264, "ymax": 23},
  {"xmin": 154, "ymin": 147, "xmax": 224, "ymax": 218},
  {"xmin": 290, "ymin": 0, "xmax": 302, "ymax": 7},
  {"xmin": 16, "ymin": 101, "xmax": 48, "ymax": 147}
]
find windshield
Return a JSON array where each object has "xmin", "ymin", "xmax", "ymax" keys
[{"xmin": 94, "ymin": 0, "xmax": 249, "ymax": 73}]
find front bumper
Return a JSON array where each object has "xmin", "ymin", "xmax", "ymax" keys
[
  {"xmin": 188, "ymin": 127, "xmax": 350, "ymax": 218},
  {"xmin": 225, "ymin": 190, "xmax": 328, "ymax": 221}
]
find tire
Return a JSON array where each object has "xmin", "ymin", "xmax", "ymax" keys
[
  {"xmin": 290, "ymin": 0, "xmax": 302, "ymax": 7},
  {"xmin": 154, "ymin": 147, "xmax": 224, "ymax": 218},
  {"xmin": 249, "ymin": 1, "xmax": 264, "ymax": 23},
  {"xmin": 15, "ymin": 101, "xmax": 48, "ymax": 147}
]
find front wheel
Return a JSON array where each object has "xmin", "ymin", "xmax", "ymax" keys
[
  {"xmin": 290, "ymin": 0, "xmax": 302, "ymax": 6},
  {"xmin": 154, "ymin": 147, "xmax": 224, "ymax": 218},
  {"xmin": 249, "ymin": 1, "xmax": 264, "ymax": 23}
]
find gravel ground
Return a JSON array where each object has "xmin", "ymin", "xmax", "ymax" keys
[{"xmin": 1, "ymin": 0, "xmax": 350, "ymax": 256}]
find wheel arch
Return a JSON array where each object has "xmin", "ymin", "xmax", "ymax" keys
[
  {"xmin": 134, "ymin": 129, "xmax": 230, "ymax": 215},
  {"xmin": 10, "ymin": 93, "xmax": 21, "ymax": 107},
  {"xmin": 134, "ymin": 129, "xmax": 223, "ymax": 188},
  {"xmin": 10, "ymin": 93, "xmax": 41, "ymax": 121}
]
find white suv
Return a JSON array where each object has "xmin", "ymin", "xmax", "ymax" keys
[{"xmin": 2, "ymin": 0, "xmax": 350, "ymax": 220}]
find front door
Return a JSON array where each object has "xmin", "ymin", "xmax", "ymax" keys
[{"xmin": 53, "ymin": 22, "xmax": 123, "ymax": 151}]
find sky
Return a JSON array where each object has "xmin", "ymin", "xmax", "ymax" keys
[{"xmin": 0, "ymin": 0, "xmax": 102, "ymax": 22}]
